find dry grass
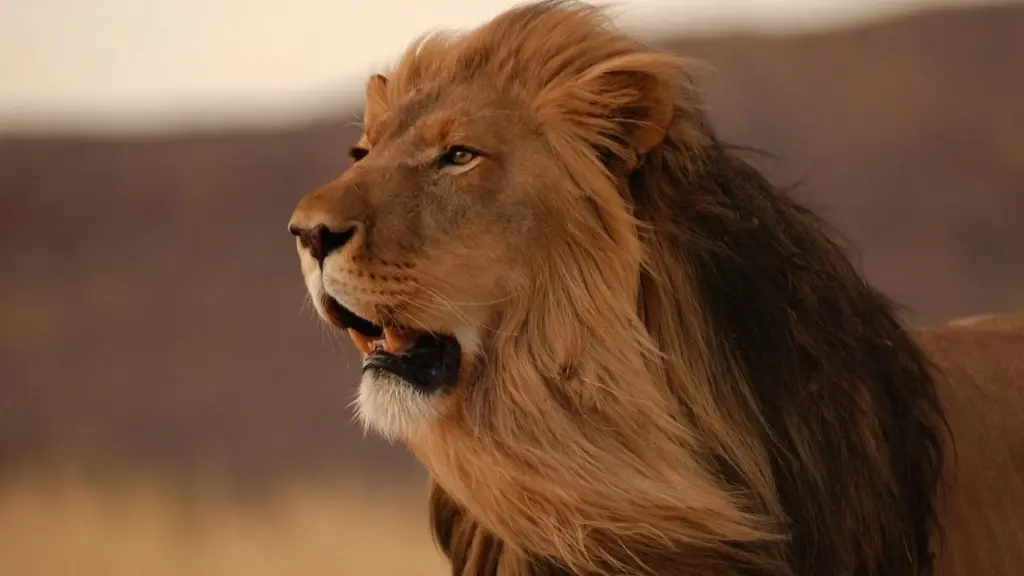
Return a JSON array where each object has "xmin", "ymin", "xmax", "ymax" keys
[{"xmin": 0, "ymin": 467, "xmax": 447, "ymax": 576}]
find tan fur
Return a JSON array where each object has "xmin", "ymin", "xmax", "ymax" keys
[
  {"xmin": 288, "ymin": 2, "xmax": 1024, "ymax": 574},
  {"xmin": 916, "ymin": 315, "xmax": 1024, "ymax": 576}
]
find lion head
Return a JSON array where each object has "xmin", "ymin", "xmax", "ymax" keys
[{"xmin": 288, "ymin": 2, "xmax": 947, "ymax": 574}]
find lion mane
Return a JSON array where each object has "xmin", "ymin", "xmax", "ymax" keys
[
  {"xmin": 308, "ymin": 2, "xmax": 1023, "ymax": 575},
  {"xmin": 399, "ymin": 3, "xmax": 950, "ymax": 574}
]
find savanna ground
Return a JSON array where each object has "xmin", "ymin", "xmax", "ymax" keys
[{"xmin": 0, "ymin": 467, "xmax": 446, "ymax": 576}]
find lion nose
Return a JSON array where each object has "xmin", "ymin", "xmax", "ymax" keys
[{"xmin": 288, "ymin": 222, "xmax": 358, "ymax": 266}]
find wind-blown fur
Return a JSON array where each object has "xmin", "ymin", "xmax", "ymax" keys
[
  {"xmin": 393, "ymin": 3, "xmax": 949, "ymax": 575},
  {"xmin": 295, "ymin": 1, "xmax": 1021, "ymax": 574}
]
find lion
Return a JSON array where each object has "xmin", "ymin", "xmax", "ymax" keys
[{"xmin": 286, "ymin": 2, "xmax": 1024, "ymax": 574}]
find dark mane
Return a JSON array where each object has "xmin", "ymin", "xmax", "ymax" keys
[{"xmin": 632, "ymin": 134, "xmax": 949, "ymax": 574}]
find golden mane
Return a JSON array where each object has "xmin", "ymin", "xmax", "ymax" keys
[
  {"xmin": 389, "ymin": 3, "xmax": 948, "ymax": 574},
  {"xmin": 289, "ymin": 1, "xmax": 1023, "ymax": 574}
]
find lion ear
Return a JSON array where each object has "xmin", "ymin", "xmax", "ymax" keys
[
  {"xmin": 363, "ymin": 74, "xmax": 390, "ymax": 129},
  {"xmin": 537, "ymin": 55, "xmax": 677, "ymax": 170},
  {"xmin": 601, "ymin": 68, "xmax": 675, "ymax": 157}
]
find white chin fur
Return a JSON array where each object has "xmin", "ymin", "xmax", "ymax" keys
[{"xmin": 355, "ymin": 370, "xmax": 441, "ymax": 441}]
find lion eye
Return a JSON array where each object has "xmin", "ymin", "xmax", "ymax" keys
[{"xmin": 438, "ymin": 146, "xmax": 477, "ymax": 167}]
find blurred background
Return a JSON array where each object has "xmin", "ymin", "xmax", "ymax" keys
[{"xmin": 1, "ymin": 0, "xmax": 1022, "ymax": 574}]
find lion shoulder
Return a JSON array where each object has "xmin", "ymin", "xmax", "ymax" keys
[
  {"xmin": 913, "ymin": 312, "xmax": 1024, "ymax": 574},
  {"xmin": 914, "ymin": 312, "xmax": 1024, "ymax": 388}
]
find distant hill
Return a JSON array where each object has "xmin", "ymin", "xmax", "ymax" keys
[{"xmin": 1, "ymin": 3, "xmax": 1022, "ymax": 487}]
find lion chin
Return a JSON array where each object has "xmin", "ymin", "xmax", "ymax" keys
[
  {"xmin": 298, "ymin": 267, "xmax": 470, "ymax": 441},
  {"xmin": 287, "ymin": 1, "xmax": 1024, "ymax": 575}
]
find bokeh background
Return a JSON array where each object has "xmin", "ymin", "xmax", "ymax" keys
[{"xmin": 2, "ymin": 1, "xmax": 1023, "ymax": 574}]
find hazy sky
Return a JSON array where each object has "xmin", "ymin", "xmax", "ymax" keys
[{"xmin": 0, "ymin": 0, "xmax": 1008, "ymax": 134}]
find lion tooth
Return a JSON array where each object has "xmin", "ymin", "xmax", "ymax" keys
[
  {"xmin": 383, "ymin": 328, "xmax": 414, "ymax": 355},
  {"xmin": 383, "ymin": 328, "xmax": 400, "ymax": 354},
  {"xmin": 346, "ymin": 328, "xmax": 372, "ymax": 356}
]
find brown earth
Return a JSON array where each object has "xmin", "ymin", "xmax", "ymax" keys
[
  {"xmin": 0, "ymin": 467, "xmax": 446, "ymax": 576},
  {"xmin": 1, "ymin": 3, "xmax": 1022, "ymax": 488}
]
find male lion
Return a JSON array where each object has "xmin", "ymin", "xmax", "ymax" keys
[{"xmin": 287, "ymin": 2, "xmax": 1023, "ymax": 574}]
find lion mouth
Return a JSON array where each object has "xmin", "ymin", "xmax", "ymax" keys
[{"xmin": 322, "ymin": 296, "xmax": 461, "ymax": 393}]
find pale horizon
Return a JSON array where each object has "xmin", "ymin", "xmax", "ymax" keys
[{"xmin": 0, "ymin": 0, "xmax": 1013, "ymax": 136}]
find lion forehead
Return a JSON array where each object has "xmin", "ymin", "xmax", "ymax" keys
[{"xmin": 365, "ymin": 91, "xmax": 530, "ymax": 158}]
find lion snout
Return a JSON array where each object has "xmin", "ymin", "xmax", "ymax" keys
[
  {"xmin": 288, "ymin": 179, "xmax": 371, "ymax": 265},
  {"xmin": 288, "ymin": 222, "xmax": 360, "ymax": 265}
]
